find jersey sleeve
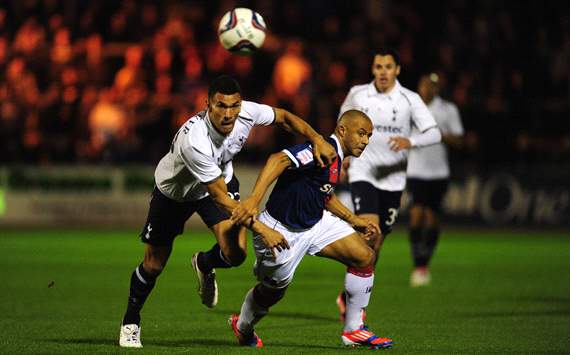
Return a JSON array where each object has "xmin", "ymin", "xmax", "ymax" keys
[
  {"xmin": 446, "ymin": 103, "xmax": 464, "ymax": 135},
  {"xmin": 179, "ymin": 144, "xmax": 222, "ymax": 184},
  {"xmin": 411, "ymin": 94, "xmax": 438, "ymax": 132},
  {"xmin": 242, "ymin": 100, "xmax": 275, "ymax": 126},
  {"xmin": 282, "ymin": 142, "xmax": 316, "ymax": 169}
]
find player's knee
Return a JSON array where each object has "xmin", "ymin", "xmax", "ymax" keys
[
  {"xmin": 254, "ymin": 284, "xmax": 287, "ymax": 308},
  {"xmin": 354, "ymin": 247, "xmax": 375, "ymax": 268},
  {"xmin": 223, "ymin": 247, "xmax": 246, "ymax": 266},
  {"xmin": 142, "ymin": 261, "xmax": 165, "ymax": 277}
]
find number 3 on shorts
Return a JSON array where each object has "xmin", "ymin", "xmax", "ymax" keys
[{"xmin": 386, "ymin": 208, "xmax": 398, "ymax": 226}]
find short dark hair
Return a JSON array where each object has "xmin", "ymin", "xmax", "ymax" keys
[
  {"xmin": 374, "ymin": 47, "xmax": 401, "ymax": 66},
  {"xmin": 208, "ymin": 75, "xmax": 241, "ymax": 99}
]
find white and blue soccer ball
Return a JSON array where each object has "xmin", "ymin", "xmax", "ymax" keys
[{"xmin": 218, "ymin": 8, "xmax": 266, "ymax": 55}]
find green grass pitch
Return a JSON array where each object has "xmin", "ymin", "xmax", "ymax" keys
[{"xmin": 1, "ymin": 228, "xmax": 569, "ymax": 354}]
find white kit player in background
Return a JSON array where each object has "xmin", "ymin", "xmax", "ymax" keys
[
  {"xmin": 406, "ymin": 73, "xmax": 464, "ymax": 287},
  {"xmin": 119, "ymin": 75, "xmax": 337, "ymax": 348},
  {"xmin": 335, "ymin": 48, "xmax": 441, "ymax": 319}
]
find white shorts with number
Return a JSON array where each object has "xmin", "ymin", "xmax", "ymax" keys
[{"xmin": 253, "ymin": 210, "xmax": 356, "ymax": 289}]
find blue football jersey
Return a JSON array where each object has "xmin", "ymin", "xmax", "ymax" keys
[{"xmin": 265, "ymin": 135, "xmax": 344, "ymax": 229}]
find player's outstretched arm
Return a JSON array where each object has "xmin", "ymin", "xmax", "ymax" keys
[
  {"xmin": 273, "ymin": 107, "xmax": 337, "ymax": 167},
  {"xmin": 231, "ymin": 152, "xmax": 292, "ymax": 225},
  {"xmin": 204, "ymin": 176, "xmax": 240, "ymax": 216},
  {"xmin": 205, "ymin": 177, "xmax": 289, "ymax": 253},
  {"xmin": 326, "ymin": 194, "xmax": 381, "ymax": 240}
]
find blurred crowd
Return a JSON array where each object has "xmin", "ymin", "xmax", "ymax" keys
[{"xmin": 0, "ymin": 0, "xmax": 568, "ymax": 166}]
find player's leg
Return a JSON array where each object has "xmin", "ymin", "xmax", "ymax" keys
[
  {"xmin": 422, "ymin": 179, "xmax": 447, "ymax": 269},
  {"xmin": 194, "ymin": 176, "xmax": 245, "ymax": 271},
  {"xmin": 231, "ymin": 210, "xmax": 308, "ymax": 346},
  {"xmin": 407, "ymin": 178, "xmax": 429, "ymax": 273},
  {"xmin": 409, "ymin": 203, "xmax": 427, "ymax": 264},
  {"xmin": 407, "ymin": 178, "xmax": 433, "ymax": 286},
  {"xmin": 314, "ymin": 216, "xmax": 392, "ymax": 349},
  {"xmin": 319, "ymin": 232, "xmax": 375, "ymax": 329},
  {"xmin": 230, "ymin": 283, "xmax": 287, "ymax": 348},
  {"xmin": 123, "ymin": 243, "xmax": 173, "ymax": 325},
  {"xmin": 120, "ymin": 187, "xmax": 188, "ymax": 347},
  {"xmin": 350, "ymin": 181, "xmax": 385, "ymax": 256},
  {"xmin": 336, "ymin": 182, "xmax": 381, "ymax": 320},
  {"xmin": 192, "ymin": 177, "xmax": 246, "ymax": 307},
  {"xmin": 423, "ymin": 207, "xmax": 440, "ymax": 264}
]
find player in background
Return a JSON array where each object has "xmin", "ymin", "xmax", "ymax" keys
[
  {"xmin": 335, "ymin": 48, "xmax": 442, "ymax": 317},
  {"xmin": 229, "ymin": 110, "xmax": 393, "ymax": 349},
  {"xmin": 119, "ymin": 75, "xmax": 337, "ymax": 348},
  {"xmin": 406, "ymin": 73, "xmax": 464, "ymax": 287}
]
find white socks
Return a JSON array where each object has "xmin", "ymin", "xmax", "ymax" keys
[
  {"xmin": 237, "ymin": 288, "xmax": 268, "ymax": 334},
  {"xmin": 344, "ymin": 268, "xmax": 374, "ymax": 332}
]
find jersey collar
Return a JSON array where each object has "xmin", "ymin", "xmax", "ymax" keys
[
  {"xmin": 205, "ymin": 111, "xmax": 226, "ymax": 146},
  {"xmin": 330, "ymin": 134, "xmax": 344, "ymax": 161},
  {"xmin": 368, "ymin": 80, "xmax": 402, "ymax": 100}
]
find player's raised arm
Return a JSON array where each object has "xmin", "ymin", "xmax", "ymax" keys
[
  {"xmin": 272, "ymin": 107, "xmax": 336, "ymax": 167},
  {"xmin": 231, "ymin": 152, "xmax": 292, "ymax": 225}
]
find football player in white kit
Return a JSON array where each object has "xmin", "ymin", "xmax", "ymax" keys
[
  {"xmin": 119, "ymin": 75, "xmax": 337, "ymax": 348},
  {"xmin": 335, "ymin": 48, "xmax": 442, "ymax": 318},
  {"xmin": 406, "ymin": 73, "xmax": 464, "ymax": 287}
]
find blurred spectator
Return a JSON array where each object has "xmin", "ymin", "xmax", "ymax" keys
[
  {"xmin": 0, "ymin": 0, "xmax": 566, "ymax": 166},
  {"xmin": 83, "ymin": 88, "xmax": 129, "ymax": 162}
]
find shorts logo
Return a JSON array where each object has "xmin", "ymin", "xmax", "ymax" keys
[
  {"xmin": 145, "ymin": 224, "xmax": 153, "ymax": 239},
  {"xmin": 227, "ymin": 191, "xmax": 241, "ymax": 201},
  {"xmin": 296, "ymin": 149, "xmax": 313, "ymax": 165},
  {"xmin": 354, "ymin": 196, "xmax": 361, "ymax": 211}
]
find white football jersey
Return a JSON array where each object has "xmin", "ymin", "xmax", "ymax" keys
[
  {"xmin": 155, "ymin": 100, "xmax": 274, "ymax": 201},
  {"xmin": 407, "ymin": 96, "xmax": 463, "ymax": 179},
  {"xmin": 340, "ymin": 80, "xmax": 437, "ymax": 191}
]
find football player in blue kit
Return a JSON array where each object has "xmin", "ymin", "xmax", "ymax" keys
[{"xmin": 229, "ymin": 110, "xmax": 393, "ymax": 349}]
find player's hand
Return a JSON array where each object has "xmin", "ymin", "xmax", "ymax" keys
[
  {"xmin": 231, "ymin": 198, "xmax": 259, "ymax": 225},
  {"xmin": 259, "ymin": 228, "xmax": 290, "ymax": 258},
  {"xmin": 312, "ymin": 135, "xmax": 337, "ymax": 167},
  {"xmin": 388, "ymin": 136, "xmax": 411, "ymax": 152},
  {"xmin": 351, "ymin": 217, "xmax": 381, "ymax": 241}
]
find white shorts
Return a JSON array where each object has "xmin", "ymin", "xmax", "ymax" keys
[{"xmin": 253, "ymin": 210, "xmax": 356, "ymax": 289}]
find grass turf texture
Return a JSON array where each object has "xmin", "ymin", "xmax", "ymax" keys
[{"xmin": 1, "ymin": 229, "xmax": 569, "ymax": 354}]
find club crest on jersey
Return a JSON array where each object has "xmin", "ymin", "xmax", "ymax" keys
[{"xmin": 296, "ymin": 148, "xmax": 313, "ymax": 165}]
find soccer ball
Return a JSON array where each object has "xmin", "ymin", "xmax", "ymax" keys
[{"xmin": 218, "ymin": 8, "xmax": 266, "ymax": 55}]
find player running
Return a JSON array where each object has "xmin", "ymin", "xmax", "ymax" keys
[
  {"xmin": 229, "ymin": 110, "xmax": 393, "ymax": 349},
  {"xmin": 406, "ymin": 73, "xmax": 464, "ymax": 286},
  {"xmin": 119, "ymin": 75, "xmax": 337, "ymax": 348},
  {"xmin": 335, "ymin": 48, "xmax": 441, "ymax": 316}
]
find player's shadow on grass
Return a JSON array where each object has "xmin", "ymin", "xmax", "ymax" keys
[
  {"xmin": 45, "ymin": 338, "xmax": 115, "ymax": 346},
  {"xmin": 45, "ymin": 337, "xmax": 237, "ymax": 348},
  {"xmin": 213, "ymin": 308, "xmax": 337, "ymax": 322},
  {"xmin": 45, "ymin": 337, "xmax": 340, "ymax": 350}
]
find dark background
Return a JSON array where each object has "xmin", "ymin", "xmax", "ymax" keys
[{"xmin": 0, "ymin": 0, "xmax": 568, "ymax": 168}]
